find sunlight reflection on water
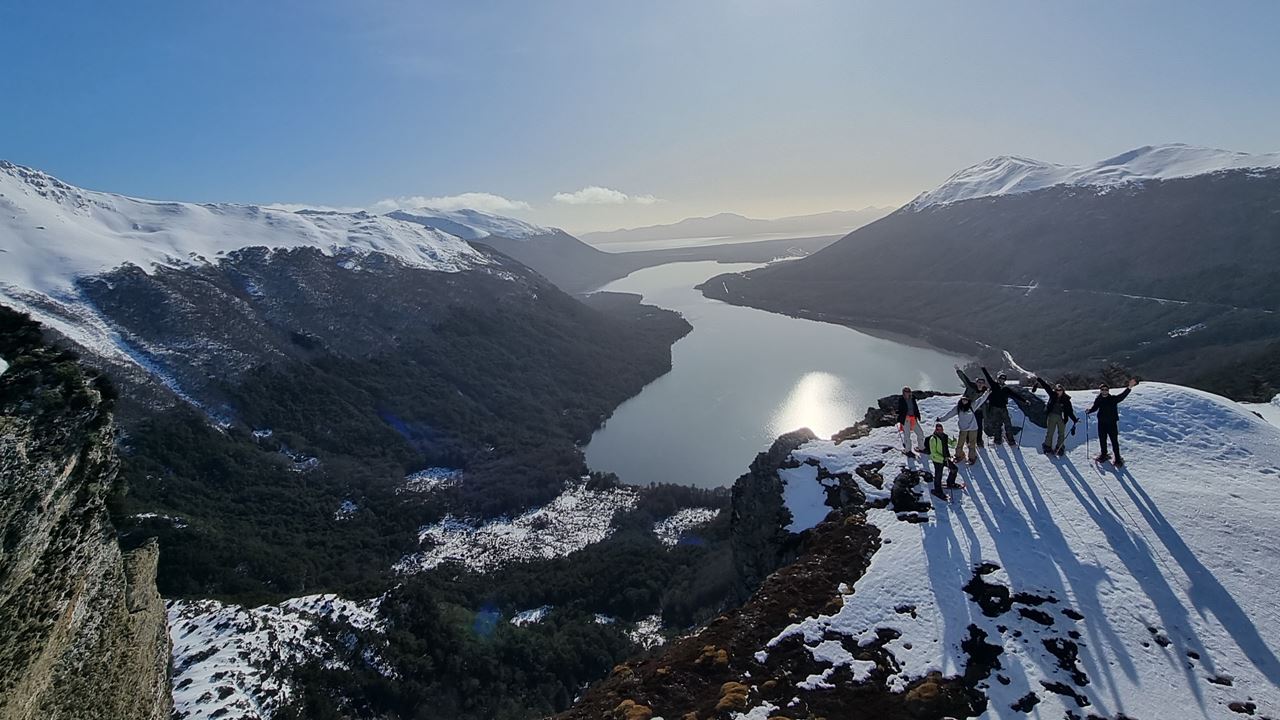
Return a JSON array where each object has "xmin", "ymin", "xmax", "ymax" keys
[{"xmin": 767, "ymin": 371, "xmax": 857, "ymax": 438}]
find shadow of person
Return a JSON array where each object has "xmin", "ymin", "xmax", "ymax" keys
[
  {"xmin": 1113, "ymin": 466, "xmax": 1280, "ymax": 686},
  {"xmin": 1057, "ymin": 461, "xmax": 1214, "ymax": 713}
]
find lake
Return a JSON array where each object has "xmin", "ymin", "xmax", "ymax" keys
[{"xmin": 584, "ymin": 261, "xmax": 967, "ymax": 488}]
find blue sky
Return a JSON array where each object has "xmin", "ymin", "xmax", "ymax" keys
[{"xmin": 3, "ymin": 1, "xmax": 1278, "ymax": 232}]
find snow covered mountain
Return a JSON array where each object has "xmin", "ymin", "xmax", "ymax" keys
[
  {"xmin": 562, "ymin": 382, "xmax": 1280, "ymax": 719},
  {"xmin": 703, "ymin": 146, "xmax": 1280, "ymax": 402},
  {"xmin": 0, "ymin": 161, "xmax": 488, "ymax": 298},
  {"xmin": 910, "ymin": 143, "xmax": 1280, "ymax": 209},
  {"xmin": 385, "ymin": 207, "xmax": 555, "ymax": 240}
]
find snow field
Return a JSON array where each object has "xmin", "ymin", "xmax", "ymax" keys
[
  {"xmin": 756, "ymin": 383, "xmax": 1280, "ymax": 719},
  {"xmin": 393, "ymin": 480, "xmax": 639, "ymax": 573},
  {"xmin": 652, "ymin": 507, "xmax": 721, "ymax": 546},
  {"xmin": 169, "ymin": 594, "xmax": 384, "ymax": 720}
]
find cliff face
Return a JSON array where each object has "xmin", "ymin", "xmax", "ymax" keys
[{"xmin": 0, "ymin": 308, "xmax": 170, "ymax": 720}]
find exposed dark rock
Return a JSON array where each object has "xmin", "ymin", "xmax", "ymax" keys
[
  {"xmin": 1040, "ymin": 680, "xmax": 1091, "ymax": 707},
  {"xmin": 1011, "ymin": 691, "xmax": 1040, "ymax": 712},
  {"xmin": 963, "ymin": 566, "xmax": 1014, "ymax": 617},
  {"xmin": 1018, "ymin": 608, "xmax": 1055, "ymax": 626},
  {"xmin": 1043, "ymin": 638, "xmax": 1089, "ymax": 687}
]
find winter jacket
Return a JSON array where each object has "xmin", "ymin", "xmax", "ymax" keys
[
  {"xmin": 956, "ymin": 368, "xmax": 982, "ymax": 400},
  {"xmin": 938, "ymin": 390, "xmax": 991, "ymax": 431},
  {"xmin": 1035, "ymin": 378, "xmax": 1079, "ymax": 423},
  {"xmin": 1087, "ymin": 387, "xmax": 1131, "ymax": 425},
  {"xmin": 896, "ymin": 395, "xmax": 922, "ymax": 425},
  {"xmin": 981, "ymin": 368, "xmax": 1013, "ymax": 408},
  {"xmin": 927, "ymin": 432, "xmax": 954, "ymax": 464}
]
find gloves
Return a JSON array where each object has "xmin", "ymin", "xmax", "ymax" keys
[
  {"xmin": 897, "ymin": 423, "xmax": 903, "ymax": 432},
  {"xmin": 1071, "ymin": 425, "xmax": 1077, "ymax": 436}
]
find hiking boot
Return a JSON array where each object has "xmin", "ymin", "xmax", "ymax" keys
[
  {"xmin": 993, "ymin": 437, "xmax": 1004, "ymax": 446},
  {"xmin": 967, "ymin": 457, "xmax": 977, "ymax": 466},
  {"xmin": 930, "ymin": 489, "xmax": 948, "ymax": 501},
  {"xmin": 1055, "ymin": 447, "xmax": 1066, "ymax": 457},
  {"xmin": 1094, "ymin": 453, "xmax": 1110, "ymax": 463},
  {"xmin": 1041, "ymin": 444, "xmax": 1053, "ymax": 454},
  {"xmin": 1114, "ymin": 456, "xmax": 1125, "ymax": 468},
  {"xmin": 1006, "ymin": 433, "xmax": 1017, "ymax": 445},
  {"xmin": 976, "ymin": 439, "xmax": 986, "ymax": 447}
]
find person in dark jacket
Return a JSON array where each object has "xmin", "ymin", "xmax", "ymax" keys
[
  {"xmin": 896, "ymin": 386, "xmax": 926, "ymax": 455},
  {"xmin": 981, "ymin": 367, "xmax": 1018, "ymax": 445},
  {"xmin": 955, "ymin": 366, "xmax": 988, "ymax": 447},
  {"xmin": 1032, "ymin": 376, "xmax": 1078, "ymax": 456},
  {"xmin": 1087, "ymin": 377, "xmax": 1138, "ymax": 466}
]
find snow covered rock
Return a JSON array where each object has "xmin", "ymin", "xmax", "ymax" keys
[{"xmin": 910, "ymin": 143, "xmax": 1280, "ymax": 209}]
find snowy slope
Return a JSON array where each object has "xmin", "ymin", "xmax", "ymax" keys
[
  {"xmin": 169, "ymin": 594, "xmax": 385, "ymax": 720},
  {"xmin": 394, "ymin": 480, "xmax": 638, "ymax": 573},
  {"xmin": 0, "ymin": 161, "xmax": 489, "ymax": 299},
  {"xmin": 386, "ymin": 207, "xmax": 554, "ymax": 240},
  {"xmin": 1243, "ymin": 395, "xmax": 1280, "ymax": 430},
  {"xmin": 748, "ymin": 383, "xmax": 1280, "ymax": 719},
  {"xmin": 911, "ymin": 144, "xmax": 1280, "ymax": 209}
]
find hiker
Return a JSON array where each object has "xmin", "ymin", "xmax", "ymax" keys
[
  {"xmin": 954, "ymin": 366, "xmax": 988, "ymax": 447},
  {"xmin": 937, "ymin": 387, "xmax": 990, "ymax": 464},
  {"xmin": 1086, "ymin": 377, "xmax": 1138, "ymax": 466},
  {"xmin": 926, "ymin": 422, "xmax": 962, "ymax": 500},
  {"xmin": 896, "ymin": 386, "xmax": 926, "ymax": 456},
  {"xmin": 981, "ymin": 367, "xmax": 1018, "ymax": 445},
  {"xmin": 1032, "ymin": 376, "xmax": 1078, "ymax": 456}
]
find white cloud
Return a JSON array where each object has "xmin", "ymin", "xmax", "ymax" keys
[
  {"xmin": 553, "ymin": 186, "xmax": 660, "ymax": 205},
  {"xmin": 370, "ymin": 192, "xmax": 531, "ymax": 214}
]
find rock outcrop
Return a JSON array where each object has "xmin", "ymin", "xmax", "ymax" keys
[{"xmin": 0, "ymin": 308, "xmax": 171, "ymax": 720}]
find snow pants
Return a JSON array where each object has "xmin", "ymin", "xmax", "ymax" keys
[
  {"xmin": 1098, "ymin": 420, "xmax": 1120, "ymax": 457},
  {"xmin": 957, "ymin": 430, "xmax": 980, "ymax": 459},
  {"xmin": 973, "ymin": 408, "xmax": 985, "ymax": 445},
  {"xmin": 1045, "ymin": 414, "xmax": 1068, "ymax": 450},
  {"xmin": 933, "ymin": 460, "xmax": 958, "ymax": 493},
  {"xmin": 902, "ymin": 416, "xmax": 925, "ymax": 451},
  {"xmin": 986, "ymin": 405, "xmax": 1015, "ymax": 441}
]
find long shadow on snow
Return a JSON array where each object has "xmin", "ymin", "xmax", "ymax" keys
[
  {"xmin": 1113, "ymin": 466, "xmax": 1280, "ymax": 686},
  {"xmin": 1004, "ymin": 449, "xmax": 1137, "ymax": 712},
  {"xmin": 1055, "ymin": 460, "xmax": 1214, "ymax": 715}
]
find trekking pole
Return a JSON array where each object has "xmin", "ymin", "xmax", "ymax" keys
[{"xmin": 1085, "ymin": 414, "xmax": 1092, "ymax": 460}]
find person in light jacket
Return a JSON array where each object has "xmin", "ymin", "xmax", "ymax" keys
[
  {"xmin": 955, "ymin": 366, "xmax": 988, "ymax": 447},
  {"xmin": 937, "ymin": 388, "xmax": 990, "ymax": 464}
]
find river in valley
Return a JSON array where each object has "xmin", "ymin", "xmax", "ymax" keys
[{"xmin": 584, "ymin": 261, "xmax": 968, "ymax": 489}]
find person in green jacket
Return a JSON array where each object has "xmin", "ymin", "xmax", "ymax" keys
[{"xmin": 926, "ymin": 423, "xmax": 961, "ymax": 501}]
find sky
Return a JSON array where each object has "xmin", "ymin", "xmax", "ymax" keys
[{"xmin": 2, "ymin": 1, "xmax": 1279, "ymax": 234}]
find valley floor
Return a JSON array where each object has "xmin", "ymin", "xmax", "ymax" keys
[{"xmin": 762, "ymin": 384, "xmax": 1280, "ymax": 718}]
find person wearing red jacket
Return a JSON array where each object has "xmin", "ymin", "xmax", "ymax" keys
[{"xmin": 896, "ymin": 386, "xmax": 926, "ymax": 456}]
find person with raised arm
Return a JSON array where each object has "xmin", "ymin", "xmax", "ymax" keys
[
  {"xmin": 896, "ymin": 386, "xmax": 926, "ymax": 456},
  {"xmin": 1032, "ymin": 375, "xmax": 1078, "ymax": 457},
  {"xmin": 980, "ymin": 367, "xmax": 1017, "ymax": 445},
  {"xmin": 1086, "ymin": 377, "xmax": 1139, "ymax": 467},
  {"xmin": 954, "ymin": 365, "xmax": 988, "ymax": 448},
  {"xmin": 937, "ymin": 387, "xmax": 990, "ymax": 464}
]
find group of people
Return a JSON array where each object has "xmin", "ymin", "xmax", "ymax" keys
[{"xmin": 894, "ymin": 367, "xmax": 1139, "ymax": 501}]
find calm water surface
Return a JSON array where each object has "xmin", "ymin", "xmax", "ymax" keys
[{"xmin": 584, "ymin": 261, "xmax": 967, "ymax": 488}]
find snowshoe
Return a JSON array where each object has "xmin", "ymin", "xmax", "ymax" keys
[
  {"xmin": 1055, "ymin": 446, "xmax": 1066, "ymax": 457},
  {"xmin": 930, "ymin": 489, "xmax": 948, "ymax": 501},
  {"xmin": 967, "ymin": 457, "xmax": 977, "ymax": 466},
  {"xmin": 1094, "ymin": 453, "xmax": 1110, "ymax": 463},
  {"xmin": 1040, "ymin": 444, "xmax": 1053, "ymax": 454},
  {"xmin": 1006, "ymin": 433, "xmax": 1017, "ymax": 445},
  {"xmin": 946, "ymin": 482, "xmax": 966, "ymax": 490},
  {"xmin": 993, "ymin": 437, "xmax": 1004, "ymax": 446},
  {"xmin": 1114, "ymin": 456, "xmax": 1126, "ymax": 468}
]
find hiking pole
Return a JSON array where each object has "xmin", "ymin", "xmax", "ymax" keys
[{"xmin": 1085, "ymin": 414, "xmax": 1092, "ymax": 460}]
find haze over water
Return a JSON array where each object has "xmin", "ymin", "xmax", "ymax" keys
[{"xmin": 585, "ymin": 261, "xmax": 967, "ymax": 488}]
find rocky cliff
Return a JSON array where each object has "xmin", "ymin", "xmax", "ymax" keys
[{"xmin": 0, "ymin": 308, "xmax": 170, "ymax": 720}]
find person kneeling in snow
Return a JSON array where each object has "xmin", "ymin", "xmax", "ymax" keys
[
  {"xmin": 927, "ymin": 423, "xmax": 962, "ymax": 500},
  {"xmin": 1087, "ymin": 377, "xmax": 1138, "ymax": 467},
  {"xmin": 1033, "ymin": 376, "xmax": 1078, "ymax": 457},
  {"xmin": 936, "ymin": 388, "xmax": 990, "ymax": 464},
  {"xmin": 897, "ymin": 386, "xmax": 927, "ymax": 456}
]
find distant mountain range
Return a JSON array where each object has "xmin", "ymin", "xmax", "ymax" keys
[
  {"xmin": 580, "ymin": 207, "xmax": 893, "ymax": 247},
  {"xmin": 702, "ymin": 144, "xmax": 1280, "ymax": 401}
]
